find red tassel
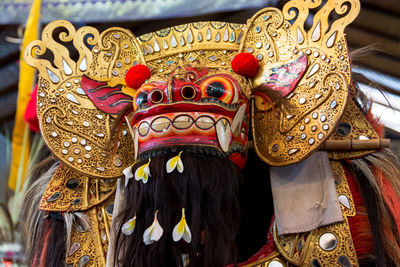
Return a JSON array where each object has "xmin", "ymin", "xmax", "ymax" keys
[
  {"xmin": 365, "ymin": 109, "xmax": 385, "ymax": 137},
  {"xmin": 344, "ymin": 166, "xmax": 374, "ymax": 258},
  {"xmin": 373, "ymin": 167, "xmax": 400, "ymax": 241},
  {"xmin": 231, "ymin": 53, "xmax": 259, "ymax": 78},
  {"xmin": 24, "ymin": 85, "xmax": 40, "ymax": 132},
  {"xmin": 125, "ymin": 64, "xmax": 151, "ymax": 89},
  {"xmin": 37, "ymin": 219, "xmax": 52, "ymax": 267}
]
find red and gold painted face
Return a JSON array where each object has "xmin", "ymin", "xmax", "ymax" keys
[{"xmin": 130, "ymin": 66, "xmax": 250, "ymax": 167}]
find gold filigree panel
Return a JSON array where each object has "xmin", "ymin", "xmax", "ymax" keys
[
  {"xmin": 328, "ymin": 99, "xmax": 380, "ymax": 160},
  {"xmin": 273, "ymin": 160, "xmax": 358, "ymax": 266},
  {"xmin": 242, "ymin": 252, "xmax": 288, "ymax": 267},
  {"xmin": 244, "ymin": 0, "xmax": 359, "ymax": 166},
  {"xmin": 138, "ymin": 22, "xmax": 244, "ymax": 65},
  {"xmin": 65, "ymin": 201, "xmax": 114, "ymax": 267},
  {"xmin": 25, "ymin": 21, "xmax": 140, "ymax": 178},
  {"xmin": 40, "ymin": 163, "xmax": 116, "ymax": 212}
]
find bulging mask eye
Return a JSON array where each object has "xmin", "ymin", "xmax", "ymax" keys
[
  {"xmin": 206, "ymin": 82, "xmax": 225, "ymax": 98},
  {"xmin": 200, "ymin": 76, "xmax": 235, "ymax": 104},
  {"xmin": 133, "ymin": 83, "xmax": 166, "ymax": 110},
  {"xmin": 135, "ymin": 91, "xmax": 148, "ymax": 108}
]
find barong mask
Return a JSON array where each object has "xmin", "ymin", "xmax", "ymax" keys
[
  {"xmin": 25, "ymin": 0, "xmax": 366, "ymax": 173},
  {"xmin": 23, "ymin": 0, "xmax": 390, "ymax": 265}
]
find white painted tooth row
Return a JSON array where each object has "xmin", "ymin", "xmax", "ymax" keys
[{"xmin": 137, "ymin": 115, "xmax": 220, "ymax": 135}]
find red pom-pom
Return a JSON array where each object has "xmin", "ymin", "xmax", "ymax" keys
[
  {"xmin": 231, "ymin": 53, "xmax": 259, "ymax": 77},
  {"xmin": 125, "ymin": 64, "xmax": 151, "ymax": 89}
]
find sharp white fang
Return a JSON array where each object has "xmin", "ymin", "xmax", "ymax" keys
[
  {"xmin": 215, "ymin": 119, "xmax": 231, "ymax": 152},
  {"xmin": 232, "ymin": 89, "xmax": 239, "ymax": 104},
  {"xmin": 125, "ymin": 116, "xmax": 138, "ymax": 160},
  {"xmin": 134, "ymin": 127, "xmax": 139, "ymax": 160},
  {"xmin": 231, "ymin": 104, "xmax": 246, "ymax": 137}
]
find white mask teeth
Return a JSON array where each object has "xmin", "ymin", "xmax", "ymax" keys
[
  {"xmin": 150, "ymin": 117, "xmax": 171, "ymax": 132},
  {"xmin": 215, "ymin": 118, "xmax": 232, "ymax": 153},
  {"xmin": 195, "ymin": 116, "xmax": 214, "ymax": 130},
  {"xmin": 172, "ymin": 115, "xmax": 193, "ymax": 129},
  {"xmin": 231, "ymin": 104, "xmax": 246, "ymax": 137}
]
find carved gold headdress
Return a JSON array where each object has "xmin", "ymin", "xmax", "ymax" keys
[
  {"xmin": 24, "ymin": 0, "xmax": 385, "ymax": 265},
  {"xmin": 247, "ymin": 1, "xmax": 360, "ymax": 165},
  {"xmin": 25, "ymin": 0, "xmax": 364, "ymax": 175}
]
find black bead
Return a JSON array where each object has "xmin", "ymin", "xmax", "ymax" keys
[{"xmin": 66, "ymin": 178, "xmax": 80, "ymax": 190}]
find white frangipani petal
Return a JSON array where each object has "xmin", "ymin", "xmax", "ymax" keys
[
  {"xmin": 177, "ymin": 157, "xmax": 184, "ymax": 173},
  {"xmin": 123, "ymin": 166, "xmax": 133, "ymax": 187},
  {"xmin": 135, "ymin": 158, "xmax": 151, "ymax": 184},
  {"xmin": 172, "ymin": 208, "xmax": 192, "ymax": 243},
  {"xmin": 143, "ymin": 210, "xmax": 163, "ymax": 245},
  {"xmin": 166, "ymin": 151, "xmax": 184, "ymax": 173},
  {"xmin": 122, "ymin": 216, "xmax": 136, "ymax": 235},
  {"xmin": 142, "ymin": 164, "xmax": 150, "ymax": 183}
]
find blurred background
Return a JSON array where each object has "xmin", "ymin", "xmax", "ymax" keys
[{"xmin": 0, "ymin": 0, "xmax": 399, "ymax": 265}]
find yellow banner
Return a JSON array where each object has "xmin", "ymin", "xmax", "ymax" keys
[{"xmin": 8, "ymin": 0, "xmax": 41, "ymax": 191}]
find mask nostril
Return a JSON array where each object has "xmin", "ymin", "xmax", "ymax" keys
[
  {"xmin": 181, "ymin": 85, "xmax": 196, "ymax": 100},
  {"xmin": 149, "ymin": 89, "xmax": 164, "ymax": 104}
]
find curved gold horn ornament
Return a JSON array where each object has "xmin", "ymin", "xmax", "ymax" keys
[
  {"xmin": 25, "ymin": 20, "xmax": 145, "ymax": 178},
  {"xmin": 242, "ymin": 0, "xmax": 360, "ymax": 166}
]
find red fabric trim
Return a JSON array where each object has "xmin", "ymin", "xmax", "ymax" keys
[
  {"xmin": 365, "ymin": 109, "xmax": 385, "ymax": 138},
  {"xmin": 38, "ymin": 220, "xmax": 52, "ymax": 267},
  {"xmin": 373, "ymin": 167, "xmax": 400, "ymax": 241},
  {"xmin": 344, "ymin": 166, "xmax": 374, "ymax": 259},
  {"xmin": 24, "ymin": 85, "xmax": 40, "ymax": 132}
]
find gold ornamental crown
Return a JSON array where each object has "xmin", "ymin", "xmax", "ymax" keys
[{"xmin": 25, "ymin": 0, "xmax": 360, "ymax": 176}]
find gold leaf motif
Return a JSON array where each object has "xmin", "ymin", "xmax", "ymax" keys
[
  {"xmin": 25, "ymin": 21, "xmax": 142, "ymax": 177},
  {"xmin": 242, "ymin": 0, "xmax": 356, "ymax": 166}
]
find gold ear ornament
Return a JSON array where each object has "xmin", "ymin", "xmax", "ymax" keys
[
  {"xmin": 25, "ymin": 20, "xmax": 145, "ymax": 177},
  {"xmin": 241, "ymin": 0, "xmax": 360, "ymax": 166}
]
